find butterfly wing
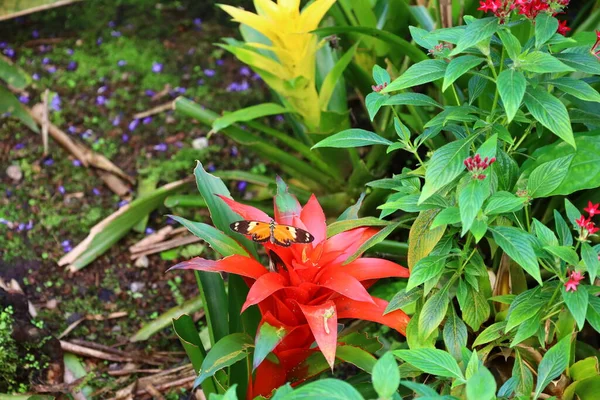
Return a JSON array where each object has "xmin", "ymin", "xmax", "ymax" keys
[
  {"xmin": 230, "ymin": 220, "xmax": 271, "ymax": 243},
  {"xmin": 272, "ymin": 224, "xmax": 314, "ymax": 247}
]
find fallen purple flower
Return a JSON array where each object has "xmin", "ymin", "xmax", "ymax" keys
[
  {"xmin": 152, "ymin": 62, "xmax": 163, "ymax": 73},
  {"xmin": 204, "ymin": 69, "xmax": 215, "ymax": 77},
  {"xmin": 19, "ymin": 95, "xmax": 29, "ymax": 104},
  {"xmin": 230, "ymin": 146, "xmax": 238, "ymax": 156},
  {"xmin": 216, "ymin": 59, "xmax": 224, "ymax": 66},
  {"xmin": 82, "ymin": 130, "xmax": 93, "ymax": 139},
  {"xmin": 97, "ymin": 37, "xmax": 103, "ymax": 45},
  {"xmin": 46, "ymin": 66, "xmax": 57, "ymax": 74},
  {"xmin": 237, "ymin": 181, "xmax": 248, "ymax": 191},
  {"xmin": 58, "ymin": 185, "xmax": 65, "ymax": 195},
  {"xmin": 117, "ymin": 60, "xmax": 127, "ymax": 67},
  {"xmin": 128, "ymin": 119, "xmax": 139, "ymax": 131},
  {"xmin": 252, "ymin": 73, "xmax": 261, "ymax": 81},
  {"xmin": 275, "ymin": 115, "xmax": 285, "ymax": 123},
  {"xmin": 239, "ymin": 66, "xmax": 251, "ymax": 76},
  {"xmin": 122, "ymin": 134, "xmax": 129, "ymax": 142},
  {"xmin": 145, "ymin": 227, "xmax": 155, "ymax": 235},
  {"xmin": 14, "ymin": 143, "xmax": 25, "ymax": 150},
  {"xmin": 50, "ymin": 94, "xmax": 61, "ymax": 111},
  {"xmin": 32, "ymin": 30, "xmax": 39, "ymax": 38},
  {"xmin": 68, "ymin": 125, "xmax": 77, "ymax": 134},
  {"xmin": 111, "ymin": 30, "xmax": 122, "ymax": 37},
  {"xmin": 96, "ymin": 95, "xmax": 106, "ymax": 106},
  {"xmin": 25, "ymin": 221, "xmax": 33, "ymax": 231},
  {"xmin": 72, "ymin": 160, "xmax": 82, "ymax": 167},
  {"xmin": 42, "ymin": 57, "xmax": 50, "ymax": 65},
  {"xmin": 153, "ymin": 143, "xmax": 168, "ymax": 152},
  {"xmin": 117, "ymin": 199, "xmax": 129, "ymax": 208},
  {"xmin": 197, "ymin": 79, "xmax": 204, "ymax": 85},
  {"xmin": 145, "ymin": 89, "xmax": 155, "ymax": 97},
  {"xmin": 98, "ymin": 85, "xmax": 107, "ymax": 94},
  {"xmin": 32, "ymin": 73, "xmax": 40, "ymax": 81},
  {"xmin": 108, "ymin": 20, "xmax": 116, "ymax": 28},
  {"xmin": 3, "ymin": 48, "xmax": 15, "ymax": 58},
  {"xmin": 43, "ymin": 158, "xmax": 54, "ymax": 166},
  {"xmin": 207, "ymin": 163, "xmax": 216, "ymax": 172},
  {"xmin": 67, "ymin": 61, "xmax": 78, "ymax": 71},
  {"xmin": 92, "ymin": 188, "xmax": 101, "ymax": 196},
  {"xmin": 0, "ymin": 42, "xmax": 7, "ymax": 49},
  {"xmin": 193, "ymin": 18, "xmax": 202, "ymax": 27},
  {"xmin": 66, "ymin": 48, "xmax": 74, "ymax": 55},
  {"xmin": 142, "ymin": 117, "xmax": 153, "ymax": 125}
]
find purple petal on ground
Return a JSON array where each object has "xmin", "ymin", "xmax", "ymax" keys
[
  {"xmin": 128, "ymin": 119, "xmax": 139, "ymax": 131},
  {"xmin": 153, "ymin": 143, "xmax": 168, "ymax": 152},
  {"xmin": 32, "ymin": 73, "xmax": 40, "ymax": 81},
  {"xmin": 230, "ymin": 146, "xmax": 238, "ymax": 156},
  {"xmin": 14, "ymin": 143, "xmax": 25, "ymax": 150},
  {"xmin": 117, "ymin": 60, "xmax": 127, "ymax": 66},
  {"xmin": 46, "ymin": 66, "xmax": 57, "ymax": 74},
  {"xmin": 42, "ymin": 57, "xmax": 50, "ymax": 65},
  {"xmin": 145, "ymin": 227, "xmax": 155, "ymax": 235},
  {"xmin": 25, "ymin": 221, "xmax": 33, "ymax": 231},
  {"xmin": 239, "ymin": 66, "xmax": 251, "ymax": 76},
  {"xmin": 122, "ymin": 134, "xmax": 129, "ymax": 143},
  {"xmin": 108, "ymin": 20, "xmax": 116, "ymax": 28},
  {"xmin": 197, "ymin": 79, "xmax": 204, "ymax": 85},
  {"xmin": 67, "ymin": 61, "xmax": 78, "ymax": 71},
  {"xmin": 58, "ymin": 185, "xmax": 65, "ymax": 195},
  {"xmin": 275, "ymin": 114, "xmax": 285, "ymax": 122},
  {"xmin": 142, "ymin": 117, "xmax": 152, "ymax": 124},
  {"xmin": 97, "ymin": 37, "xmax": 103, "ymax": 45},
  {"xmin": 193, "ymin": 18, "xmax": 202, "ymax": 26},
  {"xmin": 19, "ymin": 95, "xmax": 29, "ymax": 104},
  {"xmin": 152, "ymin": 62, "xmax": 163, "ymax": 73},
  {"xmin": 111, "ymin": 30, "xmax": 122, "ymax": 37},
  {"xmin": 96, "ymin": 95, "xmax": 106, "ymax": 106},
  {"xmin": 66, "ymin": 48, "xmax": 74, "ymax": 55},
  {"xmin": 204, "ymin": 69, "xmax": 215, "ymax": 77},
  {"xmin": 97, "ymin": 85, "xmax": 107, "ymax": 94},
  {"xmin": 237, "ymin": 181, "xmax": 248, "ymax": 191},
  {"xmin": 3, "ymin": 48, "xmax": 15, "ymax": 58},
  {"xmin": 43, "ymin": 158, "xmax": 54, "ymax": 166},
  {"xmin": 207, "ymin": 163, "xmax": 216, "ymax": 172},
  {"xmin": 68, "ymin": 125, "xmax": 77, "ymax": 134},
  {"xmin": 0, "ymin": 42, "xmax": 7, "ymax": 49},
  {"xmin": 72, "ymin": 159, "xmax": 82, "ymax": 167},
  {"xmin": 92, "ymin": 188, "xmax": 101, "ymax": 196},
  {"xmin": 117, "ymin": 199, "xmax": 129, "ymax": 208},
  {"xmin": 252, "ymin": 73, "xmax": 261, "ymax": 81},
  {"xmin": 216, "ymin": 59, "xmax": 224, "ymax": 66},
  {"xmin": 145, "ymin": 89, "xmax": 155, "ymax": 97},
  {"xmin": 50, "ymin": 94, "xmax": 61, "ymax": 111},
  {"xmin": 32, "ymin": 30, "xmax": 39, "ymax": 38},
  {"xmin": 112, "ymin": 115, "xmax": 121, "ymax": 126}
]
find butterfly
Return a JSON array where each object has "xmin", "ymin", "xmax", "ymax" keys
[{"xmin": 230, "ymin": 219, "xmax": 314, "ymax": 247}]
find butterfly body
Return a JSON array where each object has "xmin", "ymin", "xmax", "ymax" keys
[{"xmin": 230, "ymin": 219, "xmax": 314, "ymax": 247}]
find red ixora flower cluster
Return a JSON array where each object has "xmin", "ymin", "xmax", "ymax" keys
[
  {"xmin": 372, "ymin": 82, "xmax": 387, "ymax": 92},
  {"xmin": 170, "ymin": 180, "xmax": 410, "ymax": 398},
  {"xmin": 464, "ymin": 153, "xmax": 496, "ymax": 180},
  {"xmin": 565, "ymin": 270, "xmax": 585, "ymax": 292},
  {"xmin": 576, "ymin": 201, "xmax": 600, "ymax": 240},
  {"xmin": 478, "ymin": 0, "xmax": 570, "ymax": 34}
]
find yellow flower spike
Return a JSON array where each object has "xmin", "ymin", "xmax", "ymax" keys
[{"xmin": 220, "ymin": 0, "xmax": 337, "ymax": 131}]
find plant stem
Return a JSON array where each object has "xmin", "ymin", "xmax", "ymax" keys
[
  {"xmin": 525, "ymin": 204, "xmax": 531, "ymax": 232},
  {"xmin": 508, "ymin": 122, "xmax": 534, "ymax": 153},
  {"xmin": 487, "ymin": 48, "xmax": 504, "ymax": 121}
]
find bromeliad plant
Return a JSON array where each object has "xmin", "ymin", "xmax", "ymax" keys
[
  {"xmin": 169, "ymin": 162, "xmax": 410, "ymax": 398},
  {"xmin": 313, "ymin": 2, "xmax": 600, "ymax": 399}
]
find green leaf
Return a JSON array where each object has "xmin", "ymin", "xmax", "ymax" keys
[
  {"xmin": 513, "ymin": 350, "xmax": 534, "ymax": 396},
  {"xmin": 506, "ymin": 288, "xmax": 546, "ymax": 332},
  {"xmin": 0, "ymin": 58, "xmax": 30, "ymax": 89},
  {"xmin": 284, "ymin": 379, "xmax": 364, "ymax": 400},
  {"xmin": 431, "ymin": 207, "xmax": 461, "ymax": 229},
  {"xmin": 466, "ymin": 365, "xmax": 496, "ymax": 400},
  {"xmin": 497, "ymin": 69, "xmax": 526, "ymax": 123},
  {"xmin": 457, "ymin": 281, "xmax": 491, "ymax": 331},
  {"xmin": 195, "ymin": 333, "xmax": 253, "ymax": 388},
  {"xmin": 459, "ymin": 179, "xmax": 489, "ymax": 235},
  {"xmin": 511, "ymin": 311, "xmax": 541, "ymax": 346},
  {"xmin": 132, "ymin": 296, "xmax": 204, "ymax": 342},
  {"xmin": 581, "ymin": 242, "xmax": 599, "ymax": 284},
  {"xmin": 519, "ymin": 51, "xmax": 575, "ymax": 74},
  {"xmin": 419, "ymin": 285, "xmax": 450, "ymax": 338},
  {"xmin": 393, "ymin": 348, "xmax": 465, "ymax": 381},
  {"xmin": 549, "ymin": 77, "xmax": 600, "ymax": 104},
  {"xmin": 420, "ymin": 135, "xmax": 477, "ymax": 203},
  {"xmin": 526, "ymin": 155, "xmax": 574, "ymax": 198},
  {"xmin": 443, "ymin": 55, "xmax": 484, "ymax": 92},
  {"xmin": 524, "ymin": 86, "xmax": 575, "ymax": 148},
  {"xmin": 384, "ymin": 92, "xmax": 442, "ymax": 108},
  {"xmin": 384, "ymin": 287, "xmax": 422, "ymax": 314},
  {"xmin": 473, "ymin": 321, "xmax": 507, "ymax": 347},
  {"xmin": 555, "ymin": 210, "xmax": 573, "ymax": 247},
  {"xmin": 212, "ymin": 103, "xmax": 292, "ymax": 132},
  {"xmin": 532, "ymin": 219, "xmax": 559, "ymax": 247},
  {"xmin": 587, "ymin": 295, "xmax": 600, "ymax": 333},
  {"xmin": 494, "ymin": 149, "xmax": 519, "ymax": 192},
  {"xmin": 476, "ymin": 133, "xmax": 498, "ymax": 160},
  {"xmin": 343, "ymin": 222, "xmax": 399, "ymax": 265},
  {"xmin": 535, "ymin": 14, "xmax": 559, "ymax": 48},
  {"xmin": 564, "ymin": 199, "xmax": 580, "ymax": 228},
  {"xmin": 554, "ymin": 52, "xmax": 600, "ymax": 75},
  {"xmin": 337, "ymin": 192, "xmax": 366, "ymax": 221},
  {"xmin": 443, "ymin": 305, "xmax": 468, "ymax": 360},
  {"xmin": 394, "ymin": 117, "xmax": 411, "ymax": 141},
  {"xmin": 169, "ymin": 216, "xmax": 248, "ymax": 257},
  {"xmin": 522, "ymin": 134, "xmax": 600, "ymax": 196},
  {"xmin": 450, "ymin": 17, "xmax": 498, "ymax": 56},
  {"xmin": 319, "ymin": 43, "xmax": 358, "ymax": 111},
  {"xmin": 372, "ymin": 64, "xmax": 391, "ymax": 86},
  {"xmin": 365, "ymin": 92, "xmax": 388, "ymax": 121},
  {"xmin": 497, "ymin": 28, "xmax": 522, "ymax": 61},
  {"xmin": 483, "ymin": 191, "xmax": 525, "ymax": 215},
  {"xmin": 253, "ymin": 322, "xmax": 287, "ymax": 370},
  {"xmin": 562, "ymin": 285, "xmax": 588, "ymax": 331},
  {"xmin": 335, "ymin": 345, "xmax": 377, "ymax": 373},
  {"xmin": 544, "ymin": 245, "xmax": 579, "ymax": 266},
  {"xmin": 372, "ymin": 352, "xmax": 400, "ymax": 399},
  {"xmin": 408, "ymin": 209, "xmax": 446, "ymax": 269},
  {"xmin": 312, "ymin": 129, "xmax": 393, "ymax": 149},
  {"xmin": 407, "ymin": 255, "xmax": 446, "ymax": 291},
  {"xmin": 327, "ymin": 217, "xmax": 389, "ymax": 238},
  {"xmin": 379, "ymin": 193, "xmax": 448, "ymax": 213},
  {"xmin": 172, "ymin": 314, "xmax": 207, "ymax": 373},
  {"xmin": 398, "ymin": 380, "xmax": 439, "ymax": 397},
  {"xmin": 383, "ymin": 59, "xmax": 447, "ymax": 92},
  {"xmin": 0, "ymin": 86, "xmax": 38, "ymax": 132},
  {"xmin": 490, "ymin": 226, "xmax": 542, "ymax": 284},
  {"xmin": 534, "ymin": 335, "xmax": 572, "ymax": 398}
]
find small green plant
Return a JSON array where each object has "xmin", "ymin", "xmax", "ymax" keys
[{"xmin": 0, "ymin": 306, "xmax": 19, "ymax": 393}]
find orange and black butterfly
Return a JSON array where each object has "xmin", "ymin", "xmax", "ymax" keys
[{"xmin": 230, "ymin": 219, "xmax": 314, "ymax": 247}]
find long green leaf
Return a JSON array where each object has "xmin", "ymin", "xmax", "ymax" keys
[
  {"xmin": 312, "ymin": 128, "xmax": 393, "ymax": 149},
  {"xmin": 319, "ymin": 43, "xmax": 358, "ymax": 111},
  {"xmin": 194, "ymin": 333, "xmax": 253, "ymax": 388},
  {"xmin": 131, "ymin": 296, "xmax": 203, "ymax": 342},
  {"xmin": 212, "ymin": 103, "xmax": 292, "ymax": 132}
]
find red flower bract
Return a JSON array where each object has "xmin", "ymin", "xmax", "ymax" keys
[
  {"xmin": 170, "ymin": 183, "xmax": 410, "ymax": 398},
  {"xmin": 565, "ymin": 270, "xmax": 584, "ymax": 292}
]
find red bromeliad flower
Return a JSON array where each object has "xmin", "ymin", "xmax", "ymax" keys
[
  {"xmin": 565, "ymin": 270, "xmax": 584, "ymax": 292},
  {"xmin": 576, "ymin": 200, "xmax": 600, "ymax": 240},
  {"xmin": 557, "ymin": 20, "xmax": 570, "ymax": 35},
  {"xmin": 584, "ymin": 201, "xmax": 600, "ymax": 217},
  {"xmin": 478, "ymin": 0, "xmax": 570, "ymax": 23},
  {"xmin": 170, "ymin": 183, "xmax": 410, "ymax": 397},
  {"xmin": 593, "ymin": 31, "xmax": 600, "ymax": 60}
]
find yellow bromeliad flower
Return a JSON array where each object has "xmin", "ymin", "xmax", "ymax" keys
[{"xmin": 219, "ymin": 0, "xmax": 337, "ymax": 131}]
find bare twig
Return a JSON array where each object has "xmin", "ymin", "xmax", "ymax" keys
[
  {"xmin": 42, "ymin": 89, "xmax": 49, "ymax": 155},
  {"xmin": 108, "ymin": 368, "xmax": 163, "ymax": 377},
  {"xmin": 58, "ymin": 311, "xmax": 128, "ymax": 339},
  {"xmin": 129, "ymin": 226, "xmax": 176, "ymax": 253},
  {"xmin": 133, "ymin": 103, "xmax": 173, "ymax": 120},
  {"xmin": 98, "ymin": 170, "xmax": 132, "ymax": 197},
  {"xmin": 130, "ymin": 235, "xmax": 202, "ymax": 260},
  {"xmin": 143, "ymin": 383, "xmax": 165, "ymax": 400},
  {"xmin": 135, "ymin": 376, "xmax": 196, "ymax": 397},
  {"xmin": 0, "ymin": 0, "xmax": 83, "ymax": 21},
  {"xmin": 61, "ymin": 340, "xmax": 133, "ymax": 362}
]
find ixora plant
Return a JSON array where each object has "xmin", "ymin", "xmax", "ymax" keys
[
  {"xmin": 312, "ymin": 1, "xmax": 600, "ymax": 399},
  {"xmin": 168, "ymin": 162, "xmax": 410, "ymax": 398}
]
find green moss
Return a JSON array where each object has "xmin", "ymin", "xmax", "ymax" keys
[{"xmin": 0, "ymin": 306, "xmax": 20, "ymax": 393}]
